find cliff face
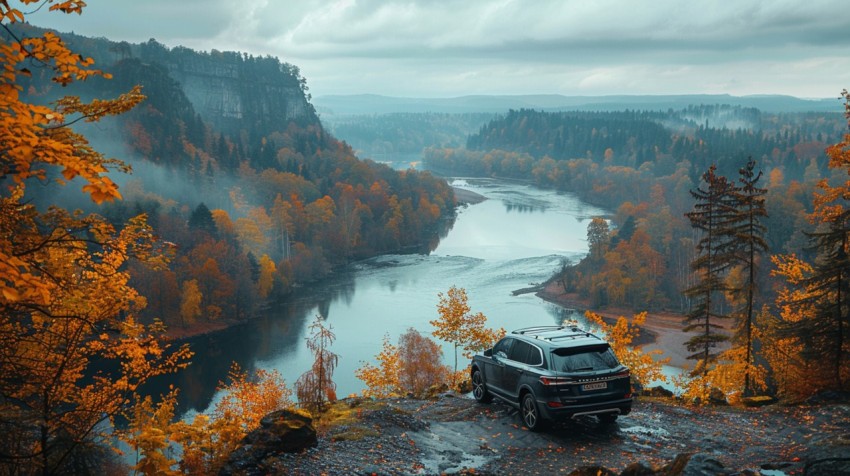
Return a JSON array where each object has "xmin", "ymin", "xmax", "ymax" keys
[
  {"xmin": 157, "ymin": 46, "xmax": 318, "ymax": 136},
  {"xmin": 15, "ymin": 25, "xmax": 319, "ymax": 138}
]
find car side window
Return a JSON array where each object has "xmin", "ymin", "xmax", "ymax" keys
[
  {"xmin": 525, "ymin": 344, "xmax": 543, "ymax": 366},
  {"xmin": 493, "ymin": 337, "xmax": 514, "ymax": 359},
  {"xmin": 509, "ymin": 340, "xmax": 531, "ymax": 363}
]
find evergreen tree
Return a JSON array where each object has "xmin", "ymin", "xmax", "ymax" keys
[
  {"xmin": 188, "ymin": 202, "xmax": 218, "ymax": 237},
  {"xmin": 684, "ymin": 165, "xmax": 737, "ymax": 382},
  {"xmin": 729, "ymin": 158, "xmax": 768, "ymax": 395}
]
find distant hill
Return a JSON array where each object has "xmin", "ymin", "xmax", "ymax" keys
[{"xmin": 314, "ymin": 93, "xmax": 840, "ymax": 116}]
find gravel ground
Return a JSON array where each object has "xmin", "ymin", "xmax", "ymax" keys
[{"xmin": 261, "ymin": 394, "xmax": 850, "ymax": 475}]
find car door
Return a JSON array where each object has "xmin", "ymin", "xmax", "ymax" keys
[
  {"xmin": 484, "ymin": 337, "xmax": 514, "ymax": 398},
  {"xmin": 503, "ymin": 340, "xmax": 532, "ymax": 404}
]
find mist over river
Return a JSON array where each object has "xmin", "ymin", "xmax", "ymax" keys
[{"xmin": 153, "ymin": 178, "xmax": 609, "ymax": 418}]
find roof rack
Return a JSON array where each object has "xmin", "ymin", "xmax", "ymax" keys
[
  {"xmin": 512, "ymin": 325, "xmax": 568, "ymax": 335},
  {"xmin": 512, "ymin": 325, "xmax": 595, "ymax": 341}
]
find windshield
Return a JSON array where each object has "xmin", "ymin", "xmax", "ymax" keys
[{"xmin": 550, "ymin": 344, "xmax": 620, "ymax": 372}]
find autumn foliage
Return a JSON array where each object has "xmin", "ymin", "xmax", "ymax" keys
[
  {"xmin": 431, "ymin": 286, "xmax": 505, "ymax": 384},
  {"xmin": 0, "ymin": 2, "xmax": 191, "ymax": 473},
  {"xmin": 356, "ymin": 328, "xmax": 451, "ymax": 397},
  {"xmin": 583, "ymin": 311, "xmax": 669, "ymax": 387},
  {"xmin": 121, "ymin": 362, "xmax": 293, "ymax": 475}
]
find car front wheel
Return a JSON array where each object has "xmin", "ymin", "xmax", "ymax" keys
[
  {"xmin": 471, "ymin": 369, "xmax": 492, "ymax": 403},
  {"xmin": 521, "ymin": 393, "xmax": 546, "ymax": 431}
]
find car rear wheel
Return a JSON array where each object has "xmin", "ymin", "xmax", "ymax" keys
[
  {"xmin": 471, "ymin": 369, "xmax": 492, "ymax": 403},
  {"xmin": 521, "ymin": 393, "xmax": 546, "ymax": 431}
]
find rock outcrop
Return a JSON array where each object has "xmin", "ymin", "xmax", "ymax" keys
[{"xmin": 219, "ymin": 409, "xmax": 317, "ymax": 476}]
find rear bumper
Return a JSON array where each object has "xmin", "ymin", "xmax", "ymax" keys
[{"xmin": 538, "ymin": 397, "xmax": 633, "ymax": 421}]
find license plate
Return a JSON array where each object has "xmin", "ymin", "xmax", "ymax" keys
[{"xmin": 582, "ymin": 382, "xmax": 607, "ymax": 391}]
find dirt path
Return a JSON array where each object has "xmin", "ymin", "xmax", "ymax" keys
[
  {"xmin": 268, "ymin": 394, "xmax": 850, "ymax": 475},
  {"xmin": 536, "ymin": 282, "xmax": 706, "ymax": 369}
]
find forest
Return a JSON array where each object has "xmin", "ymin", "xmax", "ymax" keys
[
  {"xmin": 0, "ymin": 5, "xmax": 459, "ymax": 473},
  {"xmin": 2, "ymin": 3, "xmax": 849, "ymax": 474},
  {"xmin": 11, "ymin": 22, "xmax": 456, "ymax": 332},
  {"xmin": 425, "ymin": 100, "xmax": 850, "ymax": 403},
  {"xmin": 424, "ymin": 106, "xmax": 846, "ymax": 309}
]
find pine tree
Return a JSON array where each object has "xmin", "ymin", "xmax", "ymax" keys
[
  {"xmin": 683, "ymin": 165, "xmax": 737, "ymax": 386},
  {"xmin": 729, "ymin": 158, "xmax": 768, "ymax": 395}
]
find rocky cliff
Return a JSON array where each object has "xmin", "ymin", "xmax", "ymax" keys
[
  {"xmin": 143, "ymin": 43, "xmax": 318, "ymax": 136},
  {"xmin": 15, "ymin": 25, "xmax": 319, "ymax": 138}
]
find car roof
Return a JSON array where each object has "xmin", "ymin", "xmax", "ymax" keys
[{"xmin": 510, "ymin": 325, "xmax": 606, "ymax": 348}]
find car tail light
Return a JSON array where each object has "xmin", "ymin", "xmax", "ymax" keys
[
  {"xmin": 539, "ymin": 376, "xmax": 572, "ymax": 386},
  {"xmin": 546, "ymin": 401, "xmax": 564, "ymax": 408}
]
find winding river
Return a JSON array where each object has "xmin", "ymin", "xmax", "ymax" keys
[{"xmin": 154, "ymin": 178, "xmax": 609, "ymax": 418}]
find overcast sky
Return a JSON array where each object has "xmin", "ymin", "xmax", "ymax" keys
[{"xmin": 27, "ymin": 0, "xmax": 850, "ymax": 99}]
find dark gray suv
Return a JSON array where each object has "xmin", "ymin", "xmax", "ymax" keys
[{"xmin": 470, "ymin": 325, "xmax": 632, "ymax": 430}]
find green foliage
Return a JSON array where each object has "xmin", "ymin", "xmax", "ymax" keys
[{"xmin": 684, "ymin": 165, "xmax": 737, "ymax": 374}]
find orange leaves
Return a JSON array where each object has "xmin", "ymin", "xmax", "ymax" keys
[
  {"xmin": 357, "ymin": 329, "xmax": 452, "ymax": 398},
  {"xmin": 48, "ymin": 0, "xmax": 86, "ymax": 15},
  {"xmin": 584, "ymin": 311, "xmax": 670, "ymax": 386},
  {"xmin": 1, "ymin": 12, "xmax": 143, "ymax": 204},
  {"xmin": 214, "ymin": 362, "xmax": 293, "ymax": 433},
  {"xmin": 356, "ymin": 334, "xmax": 402, "ymax": 398},
  {"xmin": 121, "ymin": 365, "xmax": 293, "ymax": 476}
]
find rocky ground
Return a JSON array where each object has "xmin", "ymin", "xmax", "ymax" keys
[{"xmin": 231, "ymin": 393, "xmax": 850, "ymax": 475}]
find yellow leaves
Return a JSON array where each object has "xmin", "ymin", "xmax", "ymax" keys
[
  {"xmin": 356, "ymin": 334, "xmax": 402, "ymax": 398},
  {"xmin": 677, "ymin": 347, "xmax": 768, "ymax": 404},
  {"xmin": 119, "ymin": 363, "xmax": 295, "ymax": 475},
  {"xmin": 257, "ymin": 254, "xmax": 276, "ymax": 299},
  {"xmin": 584, "ymin": 311, "xmax": 670, "ymax": 386},
  {"xmin": 358, "ymin": 329, "xmax": 454, "ymax": 397},
  {"xmin": 180, "ymin": 279, "xmax": 203, "ymax": 326},
  {"xmin": 0, "ymin": 21, "xmax": 143, "ymax": 203},
  {"xmin": 214, "ymin": 362, "xmax": 293, "ymax": 433},
  {"xmin": 432, "ymin": 286, "xmax": 503, "ymax": 386}
]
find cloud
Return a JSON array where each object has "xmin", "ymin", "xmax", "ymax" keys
[{"xmin": 22, "ymin": 0, "xmax": 850, "ymax": 97}]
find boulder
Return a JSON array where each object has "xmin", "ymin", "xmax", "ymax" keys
[{"xmin": 219, "ymin": 409, "xmax": 317, "ymax": 475}]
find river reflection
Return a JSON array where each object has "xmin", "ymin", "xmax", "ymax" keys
[{"xmin": 147, "ymin": 178, "xmax": 608, "ymax": 417}]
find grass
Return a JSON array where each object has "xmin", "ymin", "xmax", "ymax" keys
[{"xmin": 312, "ymin": 398, "xmax": 390, "ymax": 441}]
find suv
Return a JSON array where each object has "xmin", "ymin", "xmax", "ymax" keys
[{"xmin": 470, "ymin": 325, "xmax": 632, "ymax": 430}]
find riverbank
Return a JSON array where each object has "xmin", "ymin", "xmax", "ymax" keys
[
  {"xmin": 535, "ymin": 279, "xmax": 695, "ymax": 369},
  {"xmin": 160, "ymin": 187, "xmax": 484, "ymax": 343},
  {"xmin": 452, "ymin": 186, "xmax": 487, "ymax": 204}
]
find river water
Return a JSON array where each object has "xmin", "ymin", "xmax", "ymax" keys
[{"xmin": 161, "ymin": 178, "xmax": 609, "ymax": 417}]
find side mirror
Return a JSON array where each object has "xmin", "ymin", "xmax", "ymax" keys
[{"xmin": 483, "ymin": 348, "xmax": 492, "ymax": 357}]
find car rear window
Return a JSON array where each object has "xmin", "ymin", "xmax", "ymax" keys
[{"xmin": 550, "ymin": 344, "xmax": 620, "ymax": 372}]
